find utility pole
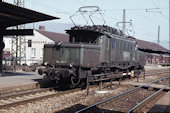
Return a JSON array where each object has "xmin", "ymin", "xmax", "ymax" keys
[
  {"xmin": 11, "ymin": 0, "xmax": 26, "ymax": 66},
  {"xmin": 122, "ymin": 9, "xmax": 126, "ymax": 38},
  {"xmin": 157, "ymin": 25, "xmax": 160, "ymax": 45},
  {"xmin": 116, "ymin": 9, "xmax": 134, "ymax": 37}
]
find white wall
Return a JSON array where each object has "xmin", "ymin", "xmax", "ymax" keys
[
  {"xmin": 3, "ymin": 30, "xmax": 55, "ymax": 66},
  {"xmin": 24, "ymin": 30, "xmax": 55, "ymax": 65},
  {"xmin": 3, "ymin": 37, "xmax": 11, "ymax": 52}
]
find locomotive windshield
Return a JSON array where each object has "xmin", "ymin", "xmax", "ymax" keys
[{"xmin": 66, "ymin": 28, "xmax": 102, "ymax": 44}]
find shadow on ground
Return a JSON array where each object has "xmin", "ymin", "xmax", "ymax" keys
[
  {"xmin": 56, "ymin": 104, "xmax": 122, "ymax": 113},
  {"xmin": 148, "ymin": 105, "xmax": 170, "ymax": 113},
  {"xmin": 33, "ymin": 78, "xmax": 58, "ymax": 88},
  {"xmin": 1, "ymin": 71, "xmax": 35, "ymax": 76}
]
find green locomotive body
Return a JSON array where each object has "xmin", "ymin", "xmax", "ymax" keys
[{"xmin": 38, "ymin": 25, "xmax": 144, "ymax": 86}]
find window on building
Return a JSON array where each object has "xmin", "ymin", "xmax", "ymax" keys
[
  {"xmin": 40, "ymin": 48, "xmax": 43, "ymax": 57},
  {"xmin": 31, "ymin": 48, "xmax": 36, "ymax": 57},
  {"xmin": 28, "ymin": 40, "xmax": 32, "ymax": 47}
]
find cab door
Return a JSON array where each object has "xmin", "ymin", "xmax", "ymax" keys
[{"xmin": 99, "ymin": 35, "xmax": 110, "ymax": 63}]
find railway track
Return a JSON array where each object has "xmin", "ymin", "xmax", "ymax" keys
[
  {"xmin": 0, "ymin": 86, "xmax": 81, "ymax": 109},
  {"xmin": 75, "ymin": 76, "xmax": 170, "ymax": 113},
  {"xmin": 155, "ymin": 78, "xmax": 170, "ymax": 85},
  {"xmin": 0, "ymin": 69, "xmax": 168, "ymax": 111},
  {"xmin": 130, "ymin": 69, "xmax": 169, "ymax": 82},
  {"xmin": 144, "ymin": 69, "xmax": 169, "ymax": 76},
  {"xmin": 0, "ymin": 83, "xmax": 110, "ymax": 110},
  {"xmin": 127, "ymin": 84, "xmax": 169, "ymax": 113},
  {"xmin": 145, "ymin": 68, "xmax": 169, "ymax": 74}
]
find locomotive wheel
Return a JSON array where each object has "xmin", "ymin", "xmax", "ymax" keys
[
  {"xmin": 38, "ymin": 68, "xmax": 44, "ymax": 75},
  {"xmin": 71, "ymin": 76, "xmax": 81, "ymax": 86},
  {"xmin": 49, "ymin": 71, "xmax": 56, "ymax": 80}
]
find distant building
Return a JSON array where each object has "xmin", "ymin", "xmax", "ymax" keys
[
  {"xmin": 3, "ymin": 26, "xmax": 69, "ymax": 65},
  {"xmin": 136, "ymin": 39, "xmax": 169, "ymax": 65}
]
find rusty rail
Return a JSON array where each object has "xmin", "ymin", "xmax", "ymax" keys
[
  {"xmin": 0, "ymin": 87, "xmax": 80, "ymax": 109},
  {"xmin": 127, "ymin": 84, "xmax": 169, "ymax": 113},
  {"xmin": 75, "ymin": 76, "xmax": 170, "ymax": 113}
]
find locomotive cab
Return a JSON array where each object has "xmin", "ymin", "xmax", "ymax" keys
[{"xmin": 68, "ymin": 28, "xmax": 102, "ymax": 44}]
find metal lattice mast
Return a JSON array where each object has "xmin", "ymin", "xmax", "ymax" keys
[{"xmin": 11, "ymin": 0, "xmax": 26, "ymax": 65}]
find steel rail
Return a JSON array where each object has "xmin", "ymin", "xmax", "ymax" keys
[
  {"xmin": 0, "ymin": 83, "xmax": 106, "ymax": 109},
  {"xmin": 145, "ymin": 71, "xmax": 169, "ymax": 76},
  {"xmin": 145, "ymin": 69, "xmax": 169, "ymax": 73},
  {"xmin": 0, "ymin": 88, "xmax": 81, "ymax": 109},
  {"xmin": 75, "ymin": 76, "xmax": 170, "ymax": 113},
  {"xmin": 0, "ymin": 88, "xmax": 53, "ymax": 100},
  {"xmin": 127, "ymin": 84, "xmax": 170, "ymax": 113}
]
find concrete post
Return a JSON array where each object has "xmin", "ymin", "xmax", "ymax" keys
[
  {"xmin": 86, "ymin": 71, "xmax": 90, "ymax": 95},
  {"xmin": 119, "ymin": 77, "xmax": 121, "ymax": 85},
  {"xmin": 143, "ymin": 69, "xmax": 145, "ymax": 81},
  {"xmin": 99, "ymin": 79, "xmax": 102, "ymax": 91},
  {"xmin": 110, "ymin": 79, "xmax": 112, "ymax": 88}
]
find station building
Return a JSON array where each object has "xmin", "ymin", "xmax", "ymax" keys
[
  {"xmin": 136, "ymin": 39, "xmax": 169, "ymax": 65},
  {"xmin": 3, "ymin": 26, "xmax": 69, "ymax": 65}
]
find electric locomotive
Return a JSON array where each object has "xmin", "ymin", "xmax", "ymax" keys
[
  {"xmin": 38, "ymin": 25, "xmax": 144, "ymax": 86},
  {"xmin": 38, "ymin": 6, "xmax": 144, "ymax": 86}
]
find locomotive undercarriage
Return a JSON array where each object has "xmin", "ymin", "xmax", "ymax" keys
[{"xmin": 38, "ymin": 61, "xmax": 143, "ymax": 87}]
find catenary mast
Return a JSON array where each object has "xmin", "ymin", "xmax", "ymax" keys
[{"xmin": 11, "ymin": 0, "xmax": 26, "ymax": 66}]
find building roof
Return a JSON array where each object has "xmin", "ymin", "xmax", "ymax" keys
[
  {"xmin": 36, "ymin": 30, "xmax": 69, "ymax": 42},
  {"xmin": 36, "ymin": 29, "xmax": 168, "ymax": 53},
  {"xmin": 136, "ymin": 39, "xmax": 168, "ymax": 53},
  {"xmin": 0, "ymin": 2, "xmax": 59, "ymax": 28}
]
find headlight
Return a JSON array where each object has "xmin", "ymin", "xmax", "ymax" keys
[
  {"xmin": 70, "ymin": 63, "xmax": 73, "ymax": 67},
  {"xmin": 44, "ymin": 62, "xmax": 48, "ymax": 65}
]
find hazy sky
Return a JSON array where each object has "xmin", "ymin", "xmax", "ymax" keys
[{"xmin": 4, "ymin": 0, "xmax": 169, "ymax": 42}]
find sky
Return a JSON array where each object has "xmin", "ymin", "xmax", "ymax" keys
[{"xmin": 4, "ymin": 0, "xmax": 169, "ymax": 46}]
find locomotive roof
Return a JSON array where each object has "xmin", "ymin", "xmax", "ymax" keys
[
  {"xmin": 66, "ymin": 25, "xmax": 123, "ymax": 35},
  {"xmin": 66, "ymin": 25, "xmax": 136, "ymax": 43}
]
